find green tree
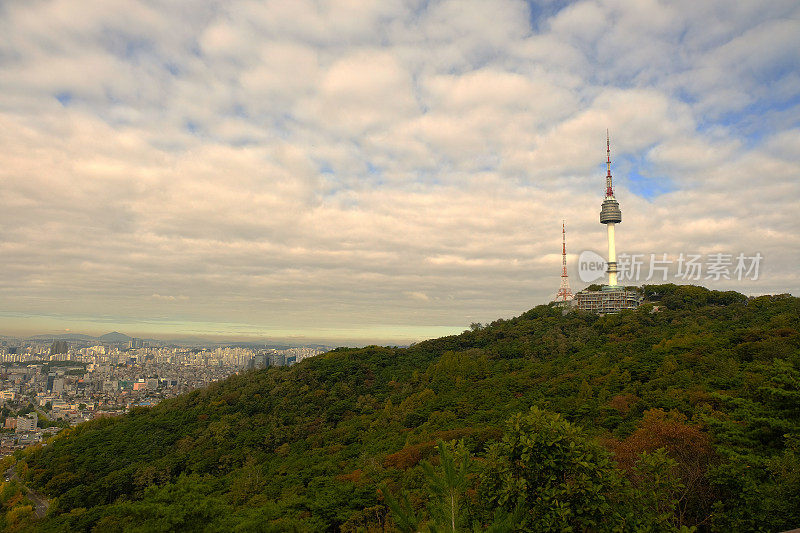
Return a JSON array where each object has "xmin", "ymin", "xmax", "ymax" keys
[
  {"xmin": 382, "ymin": 487, "xmax": 420, "ymax": 533},
  {"xmin": 478, "ymin": 407, "xmax": 628, "ymax": 532},
  {"xmin": 383, "ymin": 440, "xmax": 471, "ymax": 532},
  {"xmin": 384, "ymin": 439, "xmax": 516, "ymax": 532},
  {"xmin": 629, "ymin": 448, "xmax": 692, "ymax": 532},
  {"xmin": 421, "ymin": 440, "xmax": 470, "ymax": 532}
]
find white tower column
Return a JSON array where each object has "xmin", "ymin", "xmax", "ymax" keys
[{"xmin": 607, "ymin": 223, "xmax": 618, "ymax": 286}]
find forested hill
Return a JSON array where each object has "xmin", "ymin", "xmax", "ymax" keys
[{"xmin": 7, "ymin": 285, "xmax": 800, "ymax": 532}]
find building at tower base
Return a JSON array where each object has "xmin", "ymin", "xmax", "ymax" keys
[{"xmin": 573, "ymin": 286, "xmax": 642, "ymax": 313}]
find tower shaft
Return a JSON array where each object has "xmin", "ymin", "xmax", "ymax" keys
[{"xmin": 607, "ymin": 223, "xmax": 618, "ymax": 286}]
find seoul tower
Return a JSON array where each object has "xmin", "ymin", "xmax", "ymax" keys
[
  {"xmin": 555, "ymin": 221, "xmax": 573, "ymax": 301},
  {"xmin": 600, "ymin": 131, "xmax": 622, "ymax": 287}
]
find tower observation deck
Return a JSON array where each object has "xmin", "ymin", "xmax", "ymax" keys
[{"xmin": 600, "ymin": 198, "xmax": 622, "ymax": 224}]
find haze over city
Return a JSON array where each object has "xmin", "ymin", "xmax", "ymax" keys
[{"xmin": 1, "ymin": 0, "xmax": 798, "ymax": 344}]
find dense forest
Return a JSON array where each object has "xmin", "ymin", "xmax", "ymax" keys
[{"xmin": 4, "ymin": 284, "xmax": 799, "ymax": 532}]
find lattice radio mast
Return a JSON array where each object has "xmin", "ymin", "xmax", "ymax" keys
[{"xmin": 554, "ymin": 220, "xmax": 573, "ymax": 301}]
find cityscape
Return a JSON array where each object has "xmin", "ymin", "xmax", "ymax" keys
[{"xmin": 0, "ymin": 334, "xmax": 328, "ymax": 452}]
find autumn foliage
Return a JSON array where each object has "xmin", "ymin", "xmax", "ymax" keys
[{"xmin": 610, "ymin": 409, "xmax": 716, "ymax": 527}]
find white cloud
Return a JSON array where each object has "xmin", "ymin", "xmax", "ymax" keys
[
  {"xmin": 406, "ymin": 291, "xmax": 430, "ymax": 302},
  {"xmin": 295, "ymin": 49, "xmax": 419, "ymax": 138},
  {"xmin": 0, "ymin": 0, "xmax": 798, "ymax": 342}
]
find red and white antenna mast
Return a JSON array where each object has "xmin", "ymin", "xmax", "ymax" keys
[
  {"xmin": 605, "ymin": 129, "xmax": 614, "ymax": 198},
  {"xmin": 555, "ymin": 220, "xmax": 573, "ymax": 301}
]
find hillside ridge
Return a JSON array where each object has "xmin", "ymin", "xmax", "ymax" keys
[{"xmin": 4, "ymin": 284, "xmax": 799, "ymax": 532}]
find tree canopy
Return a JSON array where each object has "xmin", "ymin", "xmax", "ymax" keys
[{"xmin": 11, "ymin": 285, "xmax": 800, "ymax": 532}]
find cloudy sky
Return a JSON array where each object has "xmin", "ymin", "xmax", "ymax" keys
[{"xmin": 1, "ymin": 0, "xmax": 798, "ymax": 344}]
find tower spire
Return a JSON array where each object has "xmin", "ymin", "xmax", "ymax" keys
[
  {"xmin": 554, "ymin": 220, "xmax": 573, "ymax": 302},
  {"xmin": 605, "ymin": 129, "xmax": 614, "ymax": 197}
]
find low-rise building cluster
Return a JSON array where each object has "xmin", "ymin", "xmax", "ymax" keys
[{"xmin": 0, "ymin": 338, "xmax": 329, "ymax": 455}]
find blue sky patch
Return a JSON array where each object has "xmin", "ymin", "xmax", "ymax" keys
[
  {"xmin": 164, "ymin": 62, "xmax": 180, "ymax": 76},
  {"xmin": 524, "ymin": 0, "xmax": 570, "ymax": 32},
  {"xmin": 55, "ymin": 91, "xmax": 72, "ymax": 106},
  {"xmin": 612, "ymin": 155, "xmax": 677, "ymax": 201},
  {"xmin": 711, "ymin": 92, "xmax": 800, "ymax": 146}
]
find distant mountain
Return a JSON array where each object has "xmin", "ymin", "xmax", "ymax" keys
[
  {"xmin": 156, "ymin": 336, "xmax": 226, "ymax": 346},
  {"xmin": 21, "ymin": 285, "xmax": 800, "ymax": 531},
  {"xmin": 12, "ymin": 331, "xmax": 324, "ymax": 348},
  {"xmin": 27, "ymin": 333, "xmax": 98, "ymax": 342},
  {"xmin": 225, "ymin": 341, "xmax": 299, "ymax": 350},
  {"xmin": 162, "ymin": 338, "xmax": 327, "ymax": 350},
  {"xmin": 97, "ymin": 331, "xmax": 132, "ymax": 343}
]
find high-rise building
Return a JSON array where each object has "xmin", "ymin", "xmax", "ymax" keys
[
  {"xmin": 248, "ymin": 354, "xmax": 267, "ymax": 369},
  {"xmin": 50, "ymin": 340, "xmax": 68, "ymax": 356},
  {"xmin": 15, "ymin": 412, "xmax": 37, "ymax": 433}
]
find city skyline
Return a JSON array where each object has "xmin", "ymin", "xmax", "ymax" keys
[{"xmin": 1, "ymin": 0, "xmax": 799, "ymax": 344}]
